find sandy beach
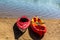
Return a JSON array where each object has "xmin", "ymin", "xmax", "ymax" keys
[{"xmin": 0, "ymin": 18, "xmax": 60, "ymax": 40}]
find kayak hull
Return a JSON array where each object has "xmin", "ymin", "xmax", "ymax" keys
[{"xmin": 31, "ymin": 24, "xmax": 46, "ymax": 36}]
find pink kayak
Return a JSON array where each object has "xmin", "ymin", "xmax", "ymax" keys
[{"xmin": 16, "ymin": 16, "xmax": 30, "ymax": 32}]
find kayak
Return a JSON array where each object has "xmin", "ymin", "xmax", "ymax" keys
[
  {"xmin": 16, "ymin": 16, "xmax": 30, "ymax": 32},
  {"xmin": 31, "ymin": 16, "xmax": 46, "ymax": 36}
]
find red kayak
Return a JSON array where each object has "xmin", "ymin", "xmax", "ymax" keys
[
  {"xmin": 16, "ymin": 16, "xmax": 30, "ymax": 32},
  {"xmin": 31, "ymin": 16, "xmax": 46, "ymax": 36}
]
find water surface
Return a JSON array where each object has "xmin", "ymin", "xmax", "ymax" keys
[{"xmin": 0, "ymin": 0, "xmax": 60, "ymax": 18}]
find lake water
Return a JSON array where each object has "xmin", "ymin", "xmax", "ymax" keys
[{"xmin": 0, "ymin": 0, "xmax": 60, "ymax": 19}]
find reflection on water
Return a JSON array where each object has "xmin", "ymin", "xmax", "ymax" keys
[{"xmin": 0, "ymin": 0, "xmax": 60, "ymax": 18}]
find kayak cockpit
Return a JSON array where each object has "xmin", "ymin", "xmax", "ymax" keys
[{"xmin": 20, "ymin": 18, "xmax": 29, "ymax": 22}]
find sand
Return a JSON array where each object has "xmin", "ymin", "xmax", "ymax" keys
[{"xmin": 0, "ymin": 18, "xmax": 60, "ymax": 40}]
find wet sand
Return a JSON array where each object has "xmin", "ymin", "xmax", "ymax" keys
[{"xmin": 0, "ymin": 18, "xmax": 60, "ymax": 40}]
